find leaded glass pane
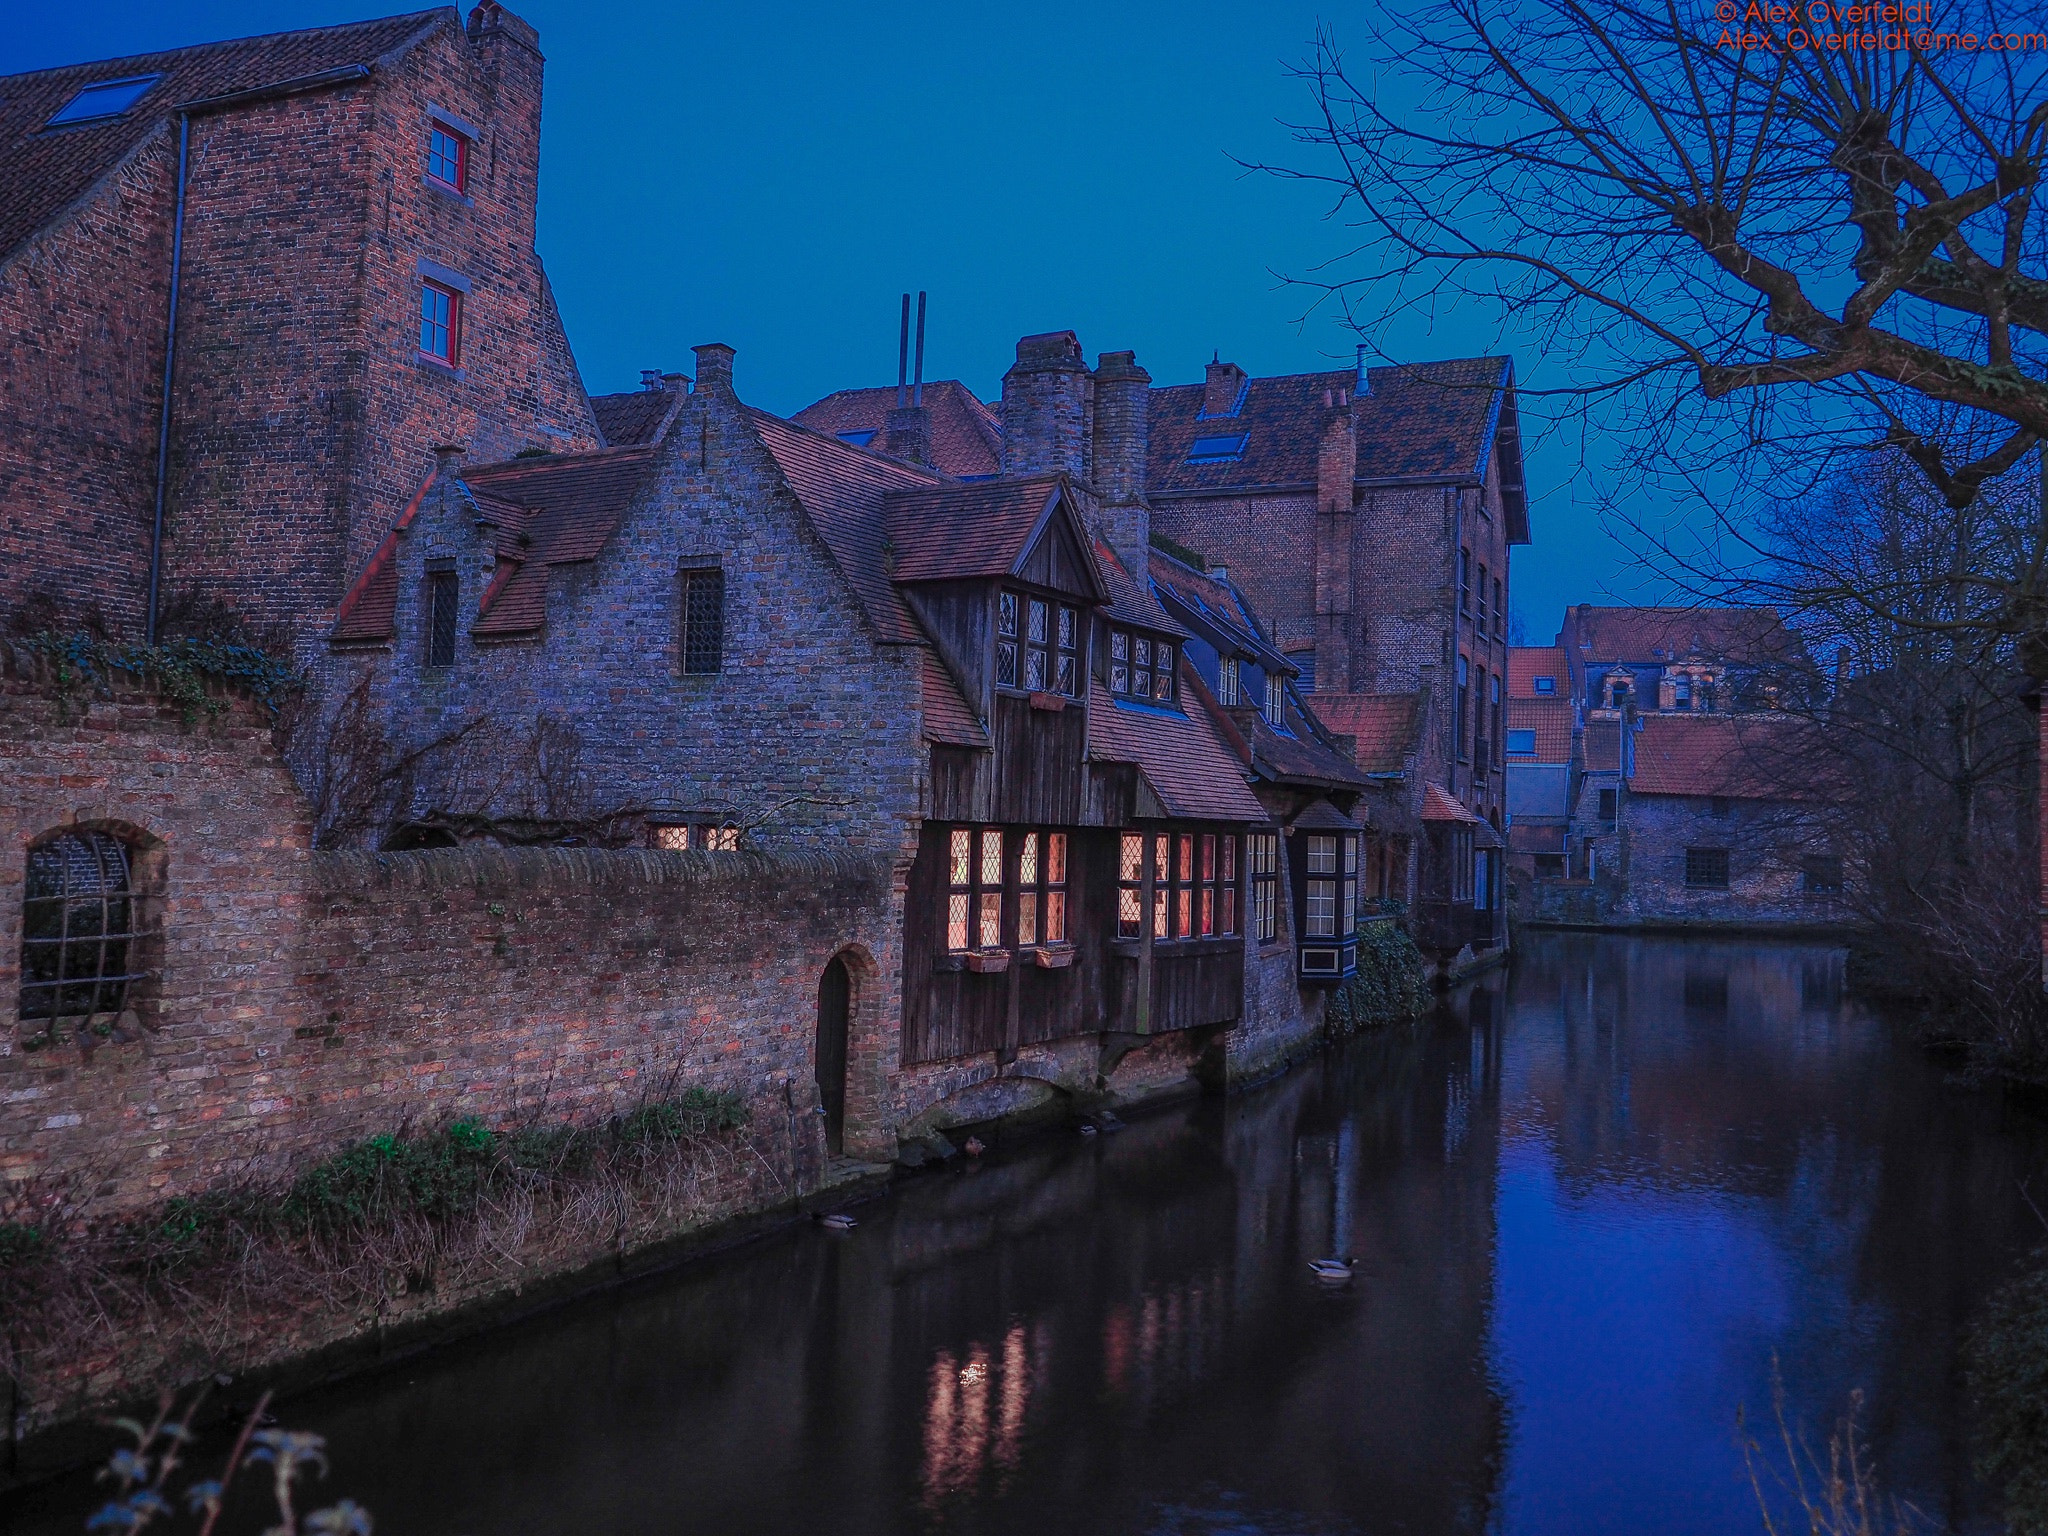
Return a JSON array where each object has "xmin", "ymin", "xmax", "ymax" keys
[
  {"xmin": 1019, "ymin": 832, "xmax": 1039, "ymax": 886},
  {"xmin": 949, "ymin": 829, "xmax": 972, "ymax": 886},
  {"xmin": 979, "ymin": 891, "xmax": 1002, "ymax": 949},
  {"xmin": 998, "ymin": 591, "xmax": 1018, "ymax": 637},
  {"xmin": 980, "ymin": 830, "xmax": 1003, "ymax": 886}
]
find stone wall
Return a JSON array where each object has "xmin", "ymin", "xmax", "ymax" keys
[{"xmin": 0, "ymin": 659, "xmax": 896, "ymax": 1214}]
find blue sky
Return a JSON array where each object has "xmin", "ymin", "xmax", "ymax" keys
[{"xmin": 2, "ymin": 0, "xmax": 1663, "ymax": 636}]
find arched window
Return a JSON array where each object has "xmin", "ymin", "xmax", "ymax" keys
[{"xmin": 18, "ymin": 830, "xmax": 144, "ymax": 1040}]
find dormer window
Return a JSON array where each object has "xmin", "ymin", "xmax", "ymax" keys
[
  {"xmin": 1109, "ymin": 629, "xmax": 1175, "ymax": 706},
  {"xmin": 1263, "ymin": 671, "xmax": 1282, "ymax": 724},
  {"xmin": 1218, "ymin": 656, "xmax": 1243, "ymax": 706},
  {"xmin": 996, "ymin": 590, "xmax": 1079, "ymax": 697}
]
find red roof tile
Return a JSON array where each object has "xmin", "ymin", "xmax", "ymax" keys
[
  {"xmin": 1628, "ymin": 713, "xmax": 1823, "ymax": 800},
  {"xmin": 0, "ymin": 10, "xmax": 443, "ymax": 265},
  {"xmin": 331, "ymin": 470, "xmax": 437, "ymax": 643},
  {"xmin": 1421, "ymin": 781, "xmax": 1483, "ymax": 823},
  {"xmin": 1583, "ymin": 718, "xmax": 1623, "ymax": 773},
  {"xmin": 1312, "ymin": 692, "xmax": 1424, "ymax": 773},
  {"xmin": 1149, "ymin": 357, "xmax": 1513, "ymax": 496},
  {"xmin": 590, "ymin": 388, "xmax": 679, "ymax": 447},
  {"xmin": 922, "ymin": 653, "xmax": 986, "ymax": 748},
  {"xmin": 1506, "ymin": 697, "xmax": 1572, "ymax": 761},
  {"xmin": 1507, "ymin": 646, "xmax": 1568, "ymax": 699},
  {"xmin": 791, "ymin": 381, "xmax": 1004, "ymax": 478},
  {"xmin": 1560, "ymin": 606, "xmax": 1807, "ymax": 668},
  {"xmin": 463, "ymin": 447, "xmax": 660, "ymax": 636},
  {"xmin": 747, "ymin": 409, "xmax": 940, "ymax": 645},
  {"xmin": 1094, "ymin": 540, "xmax": 1188, "ymax": 636},
  {"xmin": 1086, "ymin": 676, "xmax": 1265, "ymax": 822},
  {"xmin": 881, "ymin": 477, "xmax": 1077, "ymax": 584}
]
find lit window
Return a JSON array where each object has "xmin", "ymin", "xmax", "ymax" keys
[
  {"xmin": 944, "ymin": 826, "xmax": 1067, "ymax": 952},
  {"xmin": 650, "ymin": 824, "xmax": 739, "ymax": 851},
  {"xmin": 1132, "ymin": 828, "xmax": 1239, "ymax": 945},
  {"xmin": 420, "ymin": 279, "xmax": 462, "ymax": 364},
  {"xmin": 427, "ymin": 124, "xmax": 468, "ymax": 192},
  {"xmin": 45, "ymin": 75, "xmax": 159, "ymax": 127},
  {"xmin": 18, "ymin": 830, "xmax": 144, "ymax": 1042},
  {"xmin": 1017, "ymin": 831, "xmax": 1069, "ymax": 946},
  {"xmin": 1186, "ymin": 433, "xmax": 1247, "ymax": 464},
  {"xmin": 680, "ymin": 567, "xmax": 724, "ymax": 675},
  {"xmin": 1117, "ymin": 832, "xmax": 1144, "ymax": 938}
]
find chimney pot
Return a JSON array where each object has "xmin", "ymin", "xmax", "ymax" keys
[
  {"xmin": 641, "ymin": 369, "xmax": 664, "ymax": 391},
  {"xmin": 433, "ymin": 442, "xmax": 468, "ymax": 476},
  {"xmin": 662, "ymin": 372, "xmax": 689, "ymax": 393}
]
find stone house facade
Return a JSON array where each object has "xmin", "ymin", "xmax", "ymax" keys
[{"xmin": 0, "ymin": 5, "xmax": 599, "ymax": 647}]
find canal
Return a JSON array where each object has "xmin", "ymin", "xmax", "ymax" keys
[{"xmin": 15, "ymin": 932, "xmax": 2048, "ymax": 1534}]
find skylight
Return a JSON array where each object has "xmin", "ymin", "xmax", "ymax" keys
[
  {"xmin": 45, "ymin": 75, "xmax": 160, "ymax": 127},
  {"xmin": 1533, "ymin": 676, "xmax": 1557, "ymax": 695},
  {"xmin": 1186, "ymin": 433, "xmax": 1247, "ymax": 465},
  {"xmin": 836, "ymin": 429, "xmax": 876, "ymax": 447}
]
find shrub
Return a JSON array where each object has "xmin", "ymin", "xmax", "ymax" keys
[
  {"xmin": 1972, "ymin": 1250, "xmax": 2048, "ymax": 1535},
  {"xmin": 1326, "ymin": 920, "xmax": 1430, "ymax": 1036}
]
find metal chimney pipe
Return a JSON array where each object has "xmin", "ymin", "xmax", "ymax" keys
[
  {"xmin": 897, "ymin": 293, "xmax": 910, "ymax": 409},
  {"xmin": 913, "ymin": 290, "xmax": 927, "ymax": 408}
]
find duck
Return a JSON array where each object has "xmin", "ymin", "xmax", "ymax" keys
[
  {"xmin": 815, "ymin": 1211, "xmax": 857, "ymax": 1231},
  {"xmin": 1308, "ymin": 1257, "xmax": 1357, "ymax": 1283},
  {"xmin": 963, "ymin": 1136, "xmax": 986, "ymax": 1158}
]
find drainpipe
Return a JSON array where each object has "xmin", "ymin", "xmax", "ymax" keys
[{"xmin": 145, "ymin": 111, "xmax": 191, "ymax": 646}]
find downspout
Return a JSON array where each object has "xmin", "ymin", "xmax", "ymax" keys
[{"xmin": 145, "ymin": 112, "xmax": 191, "ymax": 646}]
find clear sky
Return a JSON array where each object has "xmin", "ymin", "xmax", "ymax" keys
[{"xmin": 1, "ymin": 0, "xmax": 1665, "ymax": 639}]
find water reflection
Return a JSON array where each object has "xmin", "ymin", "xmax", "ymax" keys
[{"xmin": 7, "ymin": 934, "xmax": 2044, "ymax": 1536}]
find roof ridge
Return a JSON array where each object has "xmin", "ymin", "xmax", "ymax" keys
[
  {"xmin": 748, "ymin": 407, "xmax": 945, "ymax": 486},
  {"xmin": 0, "ymin": 8, "xmax": 449, "ymax": 86}
]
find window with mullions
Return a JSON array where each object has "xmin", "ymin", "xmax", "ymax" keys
[
  {"xmin": 1685, "ymin": 846, "xmax": 1730, "ymax": 889},
  {"xmin": 650, "ymin": 823, "xmax": 740, "ymax": 851},
  {"xmin": 18, "ymin": 830, "xmax": 145, "ymax": 1036},
  {"xmin": 944, "ymin": 827, "xmax": 1068, "ymax": 952},
  {"xmin": 420, "ymin": 279, "xmax": 461, "ymax": 364},
  {"xmin": 1218, "ymin": 656, "xmax": 1243, "ymax": 706},
  {"xmin": 1108, "ymin": 629, "xmax": 1175, "ymax": 706},
  {"xmin": 427, "ymin": 124, "xmax": 468, "ymax": 192},
  {"xmin": 680, "ymin": 566, "xmax": 724, "ymax": 675},
  {"xmin": 1249, "ymin": 831, "xmax": 1280, "ymax": 942},
  {"xmin": 1302, "ymin": 833, "xmax": 1358, "ymax": 939},
  {"xmin": 996, "ymin": 591, "xmax": 1080, "ymax": 697}
]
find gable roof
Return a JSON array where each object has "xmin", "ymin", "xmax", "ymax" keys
[
  {"xmin": 1147, "ymin": 550, "xmax": 1292, "ymax": 673},
  {"xmin": 1147, "ymin": 357, "xmax": 1527, "ymax": 541},
  {"xmin": 1560, "ymin": 606, "xmax": 1808, "ymax": 669},
  {"xmin": 1311, "ymin": 691, "xmax": 1425, "ymax": 774},
  {"xmin": 746, "ymin": 409, "xmax": 942, "ymax": 645},
  {"xmin": 0, "ymin": 10, "xmax": 444, "ymax": 267},
  {"xmin": 880, "ymin": 476, "xmax": 1102, "ymax": 594},
  {"xmin": 791, "ymin": 381, "xmax": 1005, "ymax": 478},
  {"xmin": 1507, "ymin": 646, "xmax": 1569, "ymax": 699},
  {"xmin": 1421, "ymin": 781, "xmax": 1483, "ymax": 823},
  {"xmin": 1506, "ymin": 697, "xmax": 1573, "ymax": 761},
  {"xmin": 922, "ymin": 652, "xmax": 986, "ymax": 748},
  {"xmin": 1628, "ymin": 713, "xmax": 1823, "ymax": 801},
  {"xmin": 1086, "ymin": 676, "xmax": 1265, "ymax": 822},
  {"xmin": 589, "ymin": 388, "xmax": 678, "ymax": 448}
]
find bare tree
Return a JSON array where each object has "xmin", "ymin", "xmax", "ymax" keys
[{"xmin": 1270, "ymin": 0, "xmax": 2047, "ymax": 507}]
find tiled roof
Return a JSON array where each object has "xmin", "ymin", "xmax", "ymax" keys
[
  {"xmin": 1507, "ymin": 697, "xmax": 1573, "ymax": 761},
  {"xmin": 791, "ymin": 381, "xmax": 1005, "ymax": 478},
  {"xmin": 0, "ymin": 10, "xmax": 443, "ymax": 265},
  {"xmin": 1311, "ymin": 691, "xmax": 1424, "ymax": 773},
  {"xmin": 331, "ymin": 471, "xmax": 438, "ymax": 642},
  {"xmin": 1421, "ymin": 781, "xmax": 1483, "ymax": 823},
  {"xmin": 747, "ymin": 409, "xmax": 941, "ymax": 645},
  {"xmin": 1507, "ymin": 646, "xmax": 1568, "ymax": 699},
  {"xmin": 881, "ymin": 477, "xmax": 1076, "ymax": 584},
  {"xmin": 922, "ymin": 652, "xmax": 986, "ymax": 748},
  {"xmin": 1148, "ymin": 357, "xmax": 1511, "ymax": 497},
  {"xmin": 460, "ymin": 447, "xmax": 660, "ymax": 636},
  {"xmin": 589, "ymin": 388, "xmax": 677, "ymax": 447},
  {"xmin": 1583, "ymin": 717, "xmax": 1624, "ymax": 773},
  {"xmin": 1147, "ymin": 550, "xmax": 1290, "ymax": 671},
  {"xmin": 1086, "ymin": 676, "xmax": 1265, "ymax": 822},
  {"xmin": 1629, "ymin": 713, "xmax": 1823, "ymax": 801},
  {"xmin": 1509, "ymin": 823, "xmax": 1567, "ymax": 855},
  {"xmin": 1560, "ymin": 605, "xmax": 1808, "ymax": 667},
  {"xmin": 1094, "ymin": 540, "xmax": 1189, "ymax": 637}
]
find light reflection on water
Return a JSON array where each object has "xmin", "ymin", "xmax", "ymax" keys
[{"xmin": 7, "ymin": 933, "xmax": 2045, "ymax": 1536}]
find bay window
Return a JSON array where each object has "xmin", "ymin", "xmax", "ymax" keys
[{"xmin": 943, "ymin": 826, "xmax": 1069, "ymax": 953}]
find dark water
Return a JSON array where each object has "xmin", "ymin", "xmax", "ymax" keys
[{"xmin": 13, "ymin": 932, "xmax": 2048, "ymax": 1535}]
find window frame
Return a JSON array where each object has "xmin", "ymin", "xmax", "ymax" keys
[
  {"xmin": 1685, "ymin": 846, "xmax": 1731, "ymax": 889},
  {"xmin": 419, "ymin": 278, "xmax": 463, "ymax": 366},
  {"xmin": 1107, "ymin": 626, "xmax": 1176, "ymax": 709},
  {"xmin": 679, "ymin": 564, "xmax": 725, "ymax": 676},
  {"xmin": 426, "ymin": 122, "xmax": 469, "ymax": 193},
  {"xmin": 1249, "ymin": 831, "xmax": 1280, "ymax": 943},
  {"xmin": 1802, "ymin": 854, "xmax": 1845, "ymax": 894},
  {"xmin": 424, "ymin": 562, "xmax": 459, "ymax": 669},
  {"xmin": 1506, "ymin": 727, "xmax": 1537, "ymax": 756},
  {"xmin": 1218, "ymin": 655, "xmax": 1243, "ymax": 707},
  {"xmin": 944, "ymin": 826, "xmax": 1071, "ymax": 954},
  {"xmin": 649, "ymin": 823, "xmax": 741, "ymax": 851},
  {"xmin": 998, "ymin": 588, "xmax": 1082, "ymax": 699},
  {"xmin": 17, "ymin": 828, "xmax": 153, "ymax": 1045}
]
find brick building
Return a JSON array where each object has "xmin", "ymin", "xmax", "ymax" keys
[{"xmin": 0, "ymin": 5, "xmax": 600, "ymax": 648}]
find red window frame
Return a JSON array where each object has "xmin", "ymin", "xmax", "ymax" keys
[
  {"xmin": 420, "ymin": 279, "xmax": 462, "ymax": 365},
  {"xmin": 427, "ymin": 124, "xmax": 468, "ymax": 193}
]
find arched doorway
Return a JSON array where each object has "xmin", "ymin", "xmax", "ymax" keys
[{"xmin": 815, "ymin": 956, "xmax": 851, "ymax": 1156}]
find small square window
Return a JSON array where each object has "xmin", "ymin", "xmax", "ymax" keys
[
  {"xmin": 1802, "ymin": 855, "xmax": 1844, "ymax": 894},
  {"xmin": 420, "ymin": 280, "xmax": 462, "ymax": 364},
  {"xmin": 427, "ymin": 124, "xmax": 468, "ymax": 192},
  {"xmin": 1533, "ymin": 677, "xmax": 1556, "ymax": 695},
  {"xmin": 1685, "ymin": 847, "xmax": 1730, "ymax": 889}
]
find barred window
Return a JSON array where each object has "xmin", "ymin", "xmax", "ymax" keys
[
  {"xmin": 1685, "ymin": 847, "xmax": 1730, "ymax": 889},
  {"xmin": 18, "ymin": 831, "xmax": 144, "ymax": 1038},
  {"xmin": 425, "ymin": 566, "xmax": 458, "ymax": 668},
  {"xmin": 680, "ymin": 567, "xmax": 724, "ymax": 675},
  {"xmin": 650, "ymin": 823, "xmax": 739, "ymax": 851}
]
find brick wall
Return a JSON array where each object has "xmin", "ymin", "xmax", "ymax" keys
[
  {"xmin": 0, "ymin": 657, "xmax": 898, "ymax": 1213},
  {"xmin": 1610, "ymin": 793, "xmax": 1846, "ymax": 927}
]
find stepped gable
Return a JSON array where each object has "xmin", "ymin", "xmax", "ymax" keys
[
  {"xmin": 792, "ymin": 380, "xmax": 1004, "ymax": 478},
  {"xmin": 0, "ymin": 10, "xmax": 443, "ymax": 264}
]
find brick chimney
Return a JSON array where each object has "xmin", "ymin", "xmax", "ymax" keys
[
  {"xmin": 1092, "ymin": 350, "xmax": 1151, "ymax": 581},
  {"xmin": 692, "ymin": 343, "xmax": 735, "ymax": 396},
  {"xmin": 1001, "ymin": 331, "xmax": 1092, "ymax": 477},
  {"xmin": 433, "ymin": 442, "xmax": 468, "ymax": 479},
  {"xmin": 1201, "ymin": 358, "xmax": 1246, "ymax": 419},
  {"xmin": 1312, "ymin": 397, "xmax": 1358, "ymax": 692},
  {"xmin": 884, "ymin": 404, "xmax": 930, "ymax": 466},
  {"xmin": 465, "ymin": 5, "xmax": 546, "ymax": 245}
]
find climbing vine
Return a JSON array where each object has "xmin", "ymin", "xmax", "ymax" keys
[{"xmin": 17, "ymin": 632, "xmax": 302, "ymax": 723}]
